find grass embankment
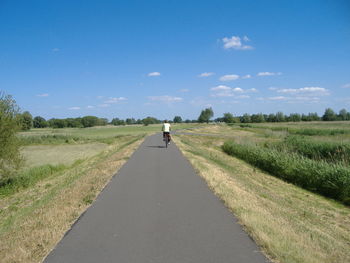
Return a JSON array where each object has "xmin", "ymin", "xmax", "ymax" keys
[
  {"xmin": 0, "ymin": 130, "xmax": 145, "ymax": 262},
  {"xmin": 173, "ymin": 128, "xmax": 350, "ymax": 263}
]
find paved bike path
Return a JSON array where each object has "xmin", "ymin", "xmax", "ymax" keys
[{"xmin": 44, "ymin": 134, "xmax": 270, "ymax": 263}]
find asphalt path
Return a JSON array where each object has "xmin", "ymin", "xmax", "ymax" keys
[{"xmin": 44, "ymin": 134, "xmax": 270, "ymax": 263}]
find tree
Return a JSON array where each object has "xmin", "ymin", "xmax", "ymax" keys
[
  {"xmin": 111, "ymin": 118, "xmax": 125, "ymax": 126},
  {"xmin": 98, "ymin": 118, "xmax": 108, "ymax": 126},
  {"xmin": 142, "ymin": 117, "xmax": 159, "ymax": 126},
  {"xmin": 322, "ymin": 108, "xmax": 337, "ymax": 121},
  {"xmin": 267, "ymin": 113, "xmax": 276, "ymax": 122},
  {"xmin": 289, "ymin": 113, "xmax": 301, "ymax": 122},
  {"xmin": 65, "ymin": 118, "xmax": 83, "ymax": 128},
  {"xmin": 275, "ymin": 112, "xmax": 285, "ymax": 122},
  {"xmin": 0, "ymin": 92, "xmax": 22, "ymax": 180},
  {"xmin": 48, "ymin": 118, "xmax": 67, "ymax": 128},
  {"xmin": 222, "ymin": 113, "xmax": 236, "ymax": 123},
  {"xmin": 33, "ymin": 116, "xmax": 48, "ymax": 128},
  {"xmin": 251, "ymin": 113, "xmax": 265, "ymax": 123},
  {"xmin": 173, "ymin": 116, "xmax": 182, "ymax": 123},
  {"xmin": 240, "ymin": 113, "xmax": 251, "ymax": 123},
  {"xmin": 308, "ymin": 112, "xmax": 320, "ymax": 121},
  {"xmin": 81, "ymin": 116, "xmax": 99, "ymax": 127},
  {"xmin": 338, "ymin": 109, "xmax": 348, "ymax": 121},
  {"xmin": 198, "ymin": 107, "xmax": 214, "ymax": 123},
  {"xmin": 126, "ymin": 118, "xmax": 136, "ymax": 125},
  {"xmin": 20, "ymin": 111, "xmax": 33, "ymax": 130}
]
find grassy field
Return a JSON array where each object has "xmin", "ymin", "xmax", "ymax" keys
[
  {"xmin": 173, "ymin": 122, "xmax": 350, "ymax": 263},
  {"xmin": 0, "ymin": 123, "xmax": 198, "ymax": 263},
  {"xmin": 2, "ymin": 122, "xmax": 349, "ymax": 263}
]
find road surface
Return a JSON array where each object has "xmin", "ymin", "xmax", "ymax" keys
[{"xmin": 44, "ymin": 134, "xmax": 270, "ymax": 263}]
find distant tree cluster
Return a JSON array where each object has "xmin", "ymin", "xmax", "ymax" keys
[
  {"xmin": 215, "ymin": 108, "xmax": 350, "ymax": 123},
  {"xmin": 10, "ymin": 105, "xmax": 350, "ymax": 131}
]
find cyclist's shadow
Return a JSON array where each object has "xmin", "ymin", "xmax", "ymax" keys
[{"xmin": 146, "ymin": 145, "xmax": 167, "ymax": 148}]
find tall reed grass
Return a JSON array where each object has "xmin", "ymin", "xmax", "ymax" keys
[
  {"xmin": 222, "ymin": 141, "xmax": 350, "ymax": 205},
  {"xmin": 275, "ymin": 136, "xmax": 350, "ymax": 164}
]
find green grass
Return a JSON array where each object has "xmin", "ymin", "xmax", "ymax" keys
[
  {"xmin": 271, "ymin": 136, "xmax": 350, "ymax": 164},
  {"xmin": 222, "ymin": 141, "xmax": 350, "ymax": 204},
  {"xmin": 0, "ymin": 164, "xmax": 67, "ymax": 197},
  {"xmin": 18, "ymin": 123, "xmax": 199, "ymax": 142}
]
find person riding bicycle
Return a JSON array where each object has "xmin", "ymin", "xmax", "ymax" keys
[{"xmin": 162, "ymin": 120, "xmax": 171, "ymax": 144}]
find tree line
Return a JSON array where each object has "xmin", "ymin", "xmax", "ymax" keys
[
  {"xmin": 209, "ymin": 108, "xmax": 350, "ymax": 124},
  {"xmin": 14, "ymin": 107, "xmax": 350, "ymax": 131}
]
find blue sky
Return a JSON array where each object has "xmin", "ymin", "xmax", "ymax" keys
[{"xmin": 1, "ymin": 0, "xmax": 350, "ymax": 120}]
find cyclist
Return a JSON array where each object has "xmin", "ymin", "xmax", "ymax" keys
[{"xmin": 162, "ymin": 120, "xmax": 171, "ymax": 144}]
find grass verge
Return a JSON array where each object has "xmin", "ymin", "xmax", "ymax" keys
[
  {"xmin": 0, "ymin": 134, "xmax": 145, "ymax": 263},
  {"xmin": 173, "ymin": 134, "xmax": 350, "ymax": 263}
]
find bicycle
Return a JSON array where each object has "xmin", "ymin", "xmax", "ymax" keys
[{"xmin": 164, "ymin": 133, "xmax": 170, "ymax": 148}]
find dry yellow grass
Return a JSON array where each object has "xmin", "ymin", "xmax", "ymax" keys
[
  {"xmin": 0, "ymin": 135, "xmax": 144, "ymax": 263},
  {"xmin": 173, "ymin": 134, "xmax": 350, "ymax": 263},
  {"xmin": 21, "ymin": 143, "xmax": 108, "ymax": 167}
]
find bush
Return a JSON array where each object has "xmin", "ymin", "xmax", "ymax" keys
[
  {"xmin": 222, "ymin": 141, "xmax": 350, "ymax": 204},
  {"xmin": 33, "ymin": 116, "xmax": 48, "ymax": 128},
  {"xmin": 19, "ymin": 111, "xmax": 33, "ymax": 130},
  {"xmin": 0, "ymin": 92, "xmax": 22, "ymax": 180}
]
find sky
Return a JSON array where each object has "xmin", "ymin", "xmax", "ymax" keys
[{"xmin": 1, "ymin": 0, "xmax": 350, "ymax": 120}]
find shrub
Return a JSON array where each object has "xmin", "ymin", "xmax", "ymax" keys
[
  {"xmin": 222, "ymin": 141, "xmax": 350, "ymax": 204},
  {"xmin": 0, "ymin": 92, "xmax": 22, "ymax": 180}
]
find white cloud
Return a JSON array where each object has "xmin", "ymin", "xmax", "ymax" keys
[
  {"xmin": 148, "ymin": 72, "xmax": 161, "ymax": 77},
  {"xmin": 211, "ymin": 85, "xmax": 231, "ymax": 91},
  {"xmin": 268, "ymin": 87, "xmax": 278, "ymax": 90},
  {"xmin": 86, "ymin": 105, "xmax": 95, "ymax": 109},
  {"xmin": 148, "ymin": 95, "xmax": 183, "ymax": 102},
  {"xmin": 242, "ymin": 74, "xmax": 251, "ymax": 79},
  {"xmin": 68, "ymin": 106, "xmax": 80, "ymax": 110},
  {"xmin": 219, "ymin": 74, "xmax": 240, "ymax": 81},
  {"xmin": 104, "ymin": 97, "xmax": 127, "ymax": 104},
  {"xmin": 342, "ymin": 83, "xmax": 350, "ymax": 89},
  {"xmin": 232, "ymin": 87, "xmax": 244, "ymax": 92},
  {"xmin": 257, "ymin": 72, "xmax": 282, "ymax": 76},
  {"xmin": 276, "ymin": 87, "xmax": 329, "ymax": 96},
  {"xmin": 222, "ymin": 36, "xmax": 253, "ymax": 50},
  {"xmin": 210, "ymin": 86, "xmax": 255, "ymax": 97},
  {"xmin": 198, "ymin": 72, "xmax": 214, "ymax": 77},
  {"xmin": 179, "ymin": 89, "xmax": 189, "ymax": 92},
  {"xmin": 36, "ymin": 93, "xmax": 49, "ymax": 97},
  {"xmin": 259, "ymin": 95, "xmax": 323, "ymax": 103}
]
